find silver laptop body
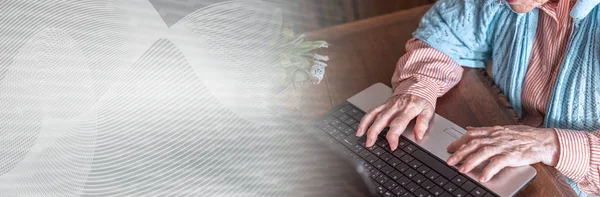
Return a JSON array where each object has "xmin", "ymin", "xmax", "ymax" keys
[{"xmin": 345, "ymin": 83, "xmax": 536, "ymax": 197}]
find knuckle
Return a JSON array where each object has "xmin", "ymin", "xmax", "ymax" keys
[
  {"xmin": 468, "ymin": 139, "xmax": 481, "ymax": 146},
  {"xmin": 481, "ymin": 146, "xmax": 497, "ymax": 154}
]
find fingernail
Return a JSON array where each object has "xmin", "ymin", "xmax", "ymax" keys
[
  {"xmin": 466, "ymin": 126, "xmax": 473, "ymax": 129},
  {"xmin": 366, "ymin": 138, "xmax": 373, "ymax": 146},
  {"xmin": 480, "ymin": 176, "xmax": 488, "ymax": 182},
  {"xmin": 447, "ymin": 158, "xmax": 454, "ymax": 165},
  {"xmin": 458, "ymin": 167, "xmax": 465, "ymax": 173}
]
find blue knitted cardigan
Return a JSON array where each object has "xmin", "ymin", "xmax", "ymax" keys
[{"xmin": 414, "ymin": 0, "xmax": 600, "ymax": 131}]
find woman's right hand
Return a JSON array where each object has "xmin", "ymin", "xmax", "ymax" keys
[{"xmin": 355, "ymin": 94, "xmax": 435, "ymax": 151}]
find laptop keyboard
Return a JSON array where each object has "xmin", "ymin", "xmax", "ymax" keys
[{"xmin": 315, "ymin": 103, "xmax": 497, "ymax": 197}]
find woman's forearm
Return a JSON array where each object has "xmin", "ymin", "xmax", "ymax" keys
[
  {"xmin": 554, "ymin": 129, "xmax": 600, "ymax": 195},
  {"xmin": 391, "ymin": 38, "xmax": 464, "ymax": 107}
]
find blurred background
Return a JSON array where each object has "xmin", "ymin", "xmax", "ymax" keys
[{"xmin": 150, "ymin": 0, "xmax": 437, "ymax": 33}]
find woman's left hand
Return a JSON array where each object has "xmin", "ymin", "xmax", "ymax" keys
[{"xmin": 446, "ymin": 125, "xmax": 560, "ymax": 182}]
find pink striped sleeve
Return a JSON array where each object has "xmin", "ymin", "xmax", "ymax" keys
[
  {"xmin": 392, "ymin": 38, "xmax": 464, "ymax": 107},
  {"xmin": 555, "ymin": 129, "xmax": 600, "ymax": 195}
]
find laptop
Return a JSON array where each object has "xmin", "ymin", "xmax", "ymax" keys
[{"xmin": 314, "ymin": 83, "xmax": 536, "ymax": 197}]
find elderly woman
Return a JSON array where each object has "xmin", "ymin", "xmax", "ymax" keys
[{"xmin": 356, "ymin": 0, "xmax": 600, "ymax": 195}]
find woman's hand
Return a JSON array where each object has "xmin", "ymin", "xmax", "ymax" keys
[
  {"xmin": 446, "ymin": 125, "xmax": 560, "ymax": 182},
  {"xmin": 356, "ymin": 94, "xmax": 435, "ymax": 151}
]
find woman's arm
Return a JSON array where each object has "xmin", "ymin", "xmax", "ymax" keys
[
  {"xmin": 392, "ymin": 38, "xmax": 464, "ymax": 108},
  {"xmin": 555, "ymin": 129, "xmax": 600, "ymax": 195},
  {"xmin": 356, "ymin": 38, "xmax": 463, "ymax": 149}
]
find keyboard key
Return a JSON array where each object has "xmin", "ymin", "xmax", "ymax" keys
[
  {"xmin": 374, "ymin": 160, "xmax": 386, "ymax": 169},
  {"xmin": 439, "ymin": 192, "xmax": 453, "ymax": 197},
  {"xmin": 443, "ymin": 183, "xmax": 458, "ymax": 193},
  {"xmin": 344, "ymin": 118, "xmax": 357, "ymax": 126},
  {"xmin": 470, "ymin": 187, "xmax": 487, "ymax": 197},
  {"xmin": 461, "ymin": 181, "xmax": 476, "ymax": 192},
  {"xmin": 352, "ymin": 112, "xmax": 365, "ymax": 121},
  {"xmin": 347, "ymin": 108, "xmax": 360, "ymax": 116},
  {"xmin": 370, "ymin": 170, "xmax": 382, "ymax": 179},
  {"xmin": 342, "ymin": 135, "xmax": 360, "ymax": 147},
  {"xmin": 340, "ymin": 105, "xmax": 352, "ymax": 113},
  {"xmin": 373, "ymin": 147, "xmax": 386, "ymax": 156},
  {"xmin": 319, "ymin": 124, "xmax": 334, "ymax": 132},
  {"xmin": 382, "ymin": 165, "xmax": 395, "ymax": 174},
  {"xmin": 366, "ymin": 155, "xmax": 379, "ymax": 163},
  {"xmin": 377, "ymin": 140, "xmax": 390, "ymax": 149},
  {"xmin": 320, "ymin": 115, "xmax": 336, "ymax": 124},
  {"xmin": 406, "ymin": 182, "xmax": 420, "ymax": 192},
  {"xmin": 395, "ymin": 163, "xmax": 409, "ymax": 172},
  {"xmin": 351, "ymin": 123, "xmax": 359, "ymax": 130},
  {"xmin": 417, "ymin": 165, "xmax": 431, "ymax": 174},
  {"xmin": 411, "ymin": 150, "xmax": 458, "ymax": 179},
  {"xmin": 393, "ymin": 150, "xmax": 407, "ymax": 158},
  {"xmin": 384, "ymin": 180, "xmax": 399, "ymax": 190},
  {"xmin": 358, "ymin": 149, "xmax": 372, "ymax": 159},
  {"xmin": 391, "ymin": 186, "xmax": 407, "ymax": 196},
  {"xmin": 352, "ymin": 144, "xmax": 365, "ymax": 153},
  {"xmin": 389, "ymin": 170, "xmax": 402, "ymax": 180},
  {"xmin": 381, "ymin": 152, "xmax": 393, "ymax": 161},
  {"xmin": 382, "ymin": 191, "xmax": 394, "ymax": 197},
  {"xmin": 412, "ymin": 174, "xmax": 426, "ymax": 184},
  {"xmin": 334, "ymin": 132, "xmax": 346, "ymax": 141},
  {"xmin": 409, "ymin": 160, "xmax": 422, "ymax": 169},
  {"xmin": 376, "ymin": 174, "xmax": 390, "ymax": 184},
  {"xmin": 430, "ymin": 186, "xmax": 444, "ymax": 196},
  {"xmin": 388, "ymin": 158, "xmax": 402, "ymax": 167},
  {"xmin": 483, "ymin": 193, "xmax": 495, "ymax": 197},
  {"xmin": 342, "ymin": 127, "xmax": 354, "ymax": 135},
  {"xmin": 376, "ymin": 185, "xmax": 388, "ymax": 195},
  {"xmin": 398, "ymin": 176, "xmax": 411, "ymax": 186},
  {"xmin": 335, "ymin": 124, "xmax": 350, "ymax": 133},
  {"xmin": 451, "ymin": 175, "xmax": 467, "ymax": 186},
  {"xmin": 339, "ymin": 114, "xmax": 351, "ymax": 121},
  {"xmin": 404, "ymin": 169, "xmax": 418, "ymax": 178},
  {"xmin": 425, "ymin": 171, "xmax": 440, "ymax": 180},
  {"xmin": 332, "ymin": 110, "xmax": 343, "ymax": 117},
  {"xmin": 404, "ymin": 144, "xmax": 417, "ymax": 154},
  {"xmin": 330, "ymin": 119, "xmax": 342, "ymax": 127},
  {"xmin": 421, "ymin": 180, "xmax": 435, "ymax": 190},
  {"xmin": 363, "ymin": 162, "xmax": 374, "ymax": 171},
  {"xmin": 434, "ymin": 177, "xmax": 449, "ymax": 186},
  {"xmin": 414, "ymin": 188, "xmax": 429, "ymax": 197},
  {"xmin": 452, "ymin": 188, "xmax": 467, "ymax": 197},
  {"xmin": 398, "ymin": 138, "xmax": 409, "ymax": 149},
  {"xmin": 400, "ymin": 155, "xmax": 414, "ymax": 163}
]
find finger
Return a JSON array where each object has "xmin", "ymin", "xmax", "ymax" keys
[
  {"xmin": 467, "ymin": 126, "xmax": 504, "ymax": 131},
  {"xmin": 447, "ymin": 138, "xmax": 491, "ymax": 166},
  {"xmin": 447, "ymin": 129, "xmax": 491, "ymax": 152},
  {"xmin": 386, "ymin": 108, "xmax": 420, "ymax": 151},
  {"xmin": 366, "ymin": 107, "xmax": 399, "ymax": 147},
  {"xmin": 480, "ymin": 155, "xmax": 512, "ymax": 182},
  {"xmin": 414, "ymin": 108, "xmax": 434, "ymax": 140},
  {"xmin": 356, "ymin": 104, "xmax": 385, "ymax": 136},
  {"xmin": 458, "ymin": 145, "xmax": 502, "ymax": 174}
]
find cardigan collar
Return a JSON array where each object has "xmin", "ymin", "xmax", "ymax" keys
[
  {"xmin": 504, "ymin": 0, "xmax": 599, "ymax": 20},
  {"xmin": 571, "ymin": 0, "xmax": 600, "ymax": 20}
]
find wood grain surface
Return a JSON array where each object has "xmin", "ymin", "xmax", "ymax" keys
[{"xmin": 301, "ymin": 5, "xmax": 578, "ymax": 197}]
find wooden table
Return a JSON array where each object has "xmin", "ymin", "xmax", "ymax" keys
[{"xmin": 298, "ymin": 5, "xmax": 577, "ymax": 197}]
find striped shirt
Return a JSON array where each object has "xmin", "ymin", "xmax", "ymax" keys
[{"xmin": 391, "ymin": 0, "xmax": 600, "ymax": 195}]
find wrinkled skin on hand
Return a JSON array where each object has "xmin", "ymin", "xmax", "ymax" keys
[
  {"xmin": 356, "ymin": 94, "xmax": 435, "ymax": 151},
  {"xmin": 446, "ymin": 125, "xmax": 560, "ymax": 182}
]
